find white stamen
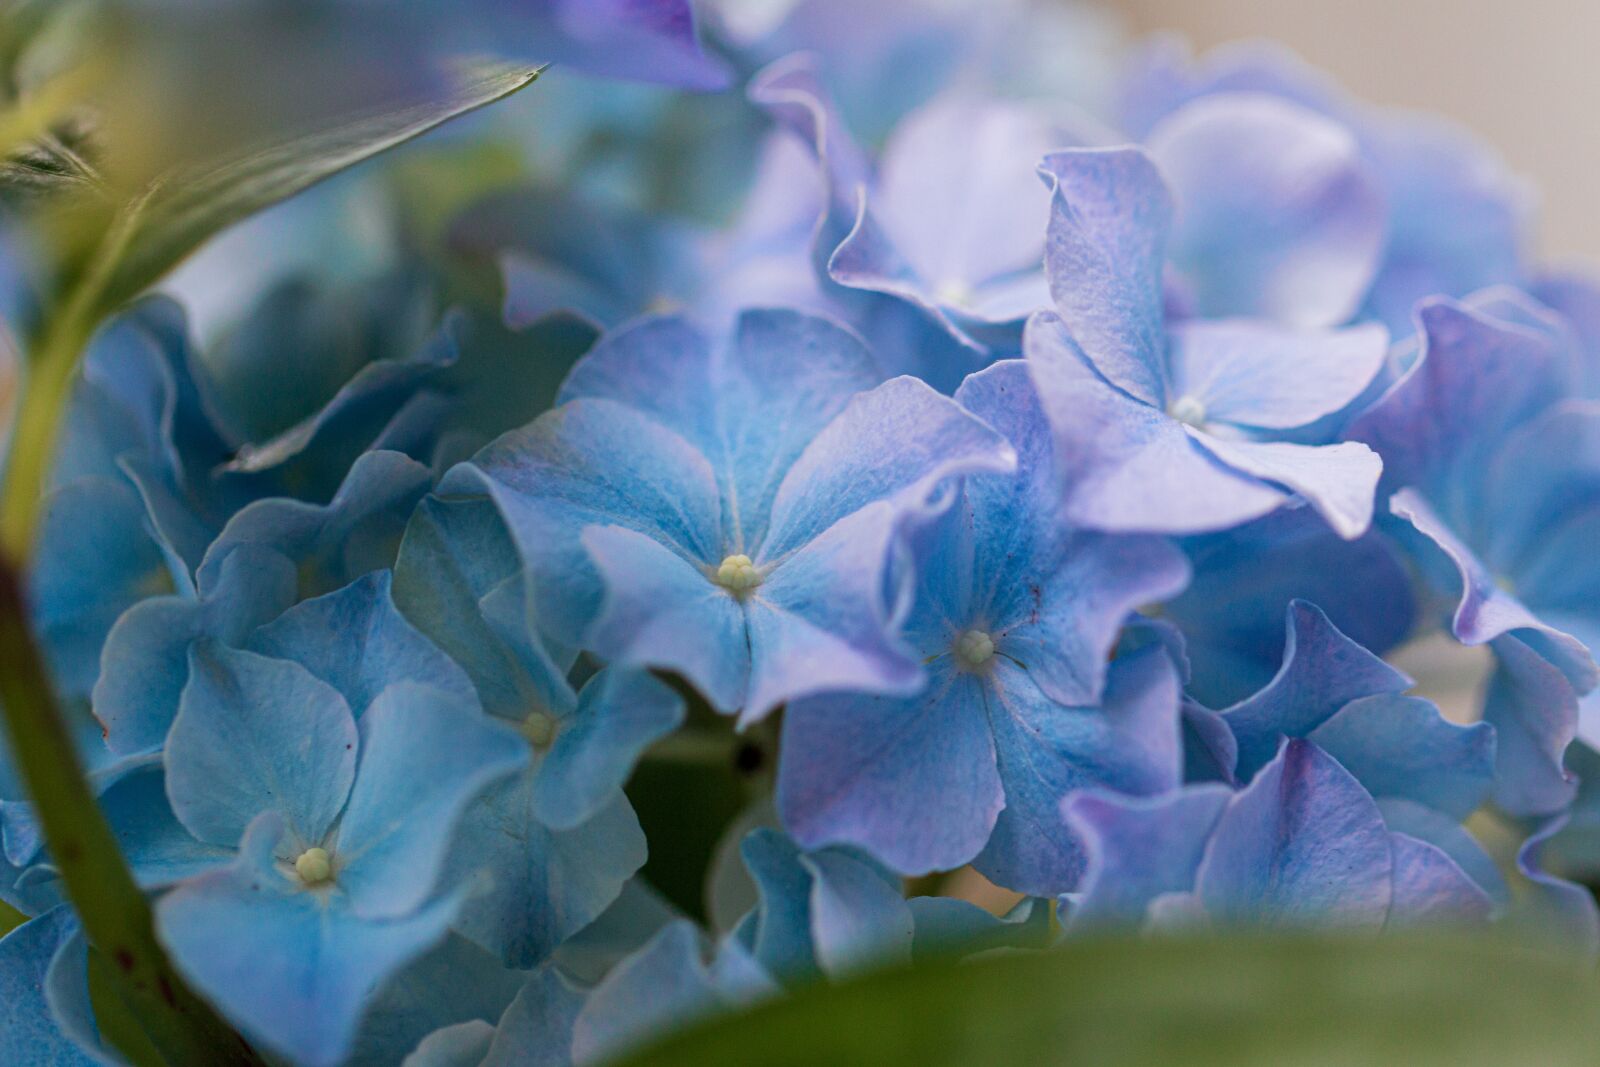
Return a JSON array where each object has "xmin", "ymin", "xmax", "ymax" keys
[
  {"xmin": 715, "ymin": 554, "xmax": 762, "ymax": 595},
  {"xmin": 936, "ymin": 279, "xmax": 975, "ymax": 310},
  {"xmin": 1168, "ymin": 394, "xmax": 1208, "ymax": 428},
  {"xmin": 295, "ymin": 847, "xmax": 333, "ymax": 886}
]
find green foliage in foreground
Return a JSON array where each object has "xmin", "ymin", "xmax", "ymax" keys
[{"xmin": 619, "ymin": 932, "xmax": 1600, "ymax": 1067}]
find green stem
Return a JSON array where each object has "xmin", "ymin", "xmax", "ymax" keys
[{"xmin": 0, "ymin": 564, "xmax": 264, "ymax": 1065}]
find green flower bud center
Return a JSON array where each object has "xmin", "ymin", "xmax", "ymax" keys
[{"xmin": 522, "ymin": 710, "xmax": 558, "ymax": 748}]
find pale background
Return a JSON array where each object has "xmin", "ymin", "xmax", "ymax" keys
[{"xmin": 1117, "ymin": 0, "xmax": 1600, "ymax": 263}]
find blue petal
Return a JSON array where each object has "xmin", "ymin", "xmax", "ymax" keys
[
  {"xmin": 571, "ymin": 922, "xmax": 774, "ymax": 1066},
  {"xmin": 403, "ymin": 1021, "xmax": 494, "ymax": 1067},
  {"xmin": 1384, "ymin": 832, "xmax": 1492, "ymax": 928},
  {"xmin": 906, "ymin": 896, "xmax": 1051, "ymax": 961},
  {"xmin": 349, "ymin": 933, "xmax": 524, "ymax": 1067},
  {"xmin": 1169, "ymin": 320, "xmax": 1388, "ymax": 432},
  {"xmin": 449, "ymin": 772, "xmax": 645, "ymax": 968},
  {"xmin": 94, "ymin": 543, "xmax": 297, "ymax": 756},
  {"xmin": 1377, "ymin": 798, "xmax": 1508, "ymax": 911},
  {"xmin": 1063, "ymin": 785, "xmax": 1232, "ymax": 929},
  {"xmin": 734, "ymin": 829, "xmax": 821, "ymax": 983},
  {"xmin": 480, "ymin": 966, "xmax": 585, "ymax": 1067},
  {"xmin": 560, "ymin": 311, "xmax": 881, "ymax": 551},
  {"xmin": 1037, "ymin": 149, "xmax": 1171, "ymax": 407},
  {"xmin": 956, "ymin": 360, "xmax": 1191, "ymax": 706},
  {"xmin": 976, "ymin": 647, "xmax": 1183, "ymax": 896},
  {"xmin": 532, "ymin": 667, "xmax": 684, "ymax": 832},
  {"xmin": 1221, "ymin": 600, "xmax": 1412, "ymax": 781},
  {"xmin": 779, "ymin": 667, "xmax": 1004, "ymax": 876},
  {"xmin": 1307, "ymin": 695, "xmax": 1495, "ymax": 820},
  {"xmin": 157, "ymin": 815, "xmax": 462, "ymax": 1067},
  {"xmin": 101, "ymin": 763, "xmax": 233, "ymax": 888},
  {"xmin": 1483, "ymin": 634, "xmax": 1581, "ymax": 815},
  {"xmin": 1186, "ymin": 432, "xmax": 1381, "ymax": 540},
  {"xmin": 392, "ymin": 496, "xmax": 576, "ymax": 722},
  {"xmin": 1196, "ymin": 740, "xmax": 1393, "ymax": 926},
  {"xmin": 1146, "ymin": 94, "xmax": 1384, "ymax": 327},
  {"xmin": 1025, "ymin": 313, "xmax": 1289, "ymax": 535},
  {"xmin": 760, "ymin": 375, "xmax": 1017, "ymax": 559},
  {"xmin": 440, "ymin": 397, "xmax": 723, "ymax": 644},
  {"xmin": 800, "ymin": 848, "xmax": 913, "ymax": 977},
  {"xmin": 197, "ymin": 449, "xmax": 432, "ymax": 600},
  {"xmin": 336, "ymin": 684, "xmax": 528, "ymax": 919},
  {"xmin": 579, "ymin": 524, "xmax": 750, "ymax": 715},
  {"xmin": 0, "ymin": 908, "xmax": 102, "ymax": 1066},
  {"xmin": 167, "ymin": 642, "xmax": 356, "ymax": 849},
  {"xmin": 250, "ymin": 570, "xmax": 474, "ymax": 717},
  {"xmin": 1516, "ymin": 816, "xmax": 1600, "ymax": 961}
]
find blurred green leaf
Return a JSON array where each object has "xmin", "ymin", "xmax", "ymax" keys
[
  {"xmin": 617, "ymin": 932, "xmax": 1600, "ymax": 1067},
  {"xmin": 87, "ymin": 59, "xmax": 542, "ymax": 318}
]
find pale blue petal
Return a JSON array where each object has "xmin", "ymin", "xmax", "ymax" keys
[
  {"xmin": 94, "ymin": 544, "xmax": 297, "ymax": 756},
  {"xmin": 1188, "ymin": 433, "xmax": 1380, "ymax": 540},
  {"xmin": 1169, "ymin": 320, "xmax": 1388, "ymax": 431},
  {"xmin": 800, "ymin": 849, "xmax": 913, "ymax": 977},
  {"xmin": 336, "ymin": 684, "xmax": 528, "ymax": 919},
  {"xmin": 157, "ymin": 815, "xmax": 461, "ymax": 1067},
  {"xmin": 1384, "ymin": 832, "xmax": 1492, "ymax": 928},
  {"xmin": 533, "ymin": 667, "xmax": 684, "ymax": 832},
  {"xmin": 1484, "ymin": 634, "xmax": 1581, "ymax": 816},
  {"xmin": 250, "ymin": 570, "xmax": 475, "ymax": 717},
  {"xmin": 481, "ymin": 967, "xmax": 585, "ymax": 1067},
  {"xmin": 349, "ymin": 934, "xmax": 524, "ymax": 1067},
  {"xmin": 166, "ymin": 642, "xmax": 356, "ymax": 849},
  {"xmin": 579, "ymin": 524, "xmax": 750, "ymax": 715},
  {"xmin": 450, "ymin": 774, "xmax": 645, "ymax": 968},
  {"xmin": 403, "ymin": 1021, "xmax": 494, "ymax": 1067},
  {"xmin": 1516, "ymin": 816, "xmax": 1600, "ymax": 961}
]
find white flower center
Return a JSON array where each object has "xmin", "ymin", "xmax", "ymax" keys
[
  {"xmin": 936, "ymin": 278, "xmax": 975, "ymax": 310},
  {"xmin": 294, "ymin": 847, "xmax": 334, "ymax": 886},
  {"xmin": 955, "ymin": 629, "xmax": 996, "ymax": 669},
  {"xmin": 1168, "ymin": 394, "xmax": 1207, "ymax": 428},
  {"xmin": 715, "ymin": 554, "xmax": 762, "ymax": 595}
]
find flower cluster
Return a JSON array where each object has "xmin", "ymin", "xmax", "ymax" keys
[{"xmin": 4, "ymin": 4, "xmax": 1600, "ymax": 1065}]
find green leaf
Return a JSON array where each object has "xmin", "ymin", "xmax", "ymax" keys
[
  {"xmin": 616, "ymin": 933, "xmax": 1600, "ymax": 1066},
  {"xmin": 91, "ymin": 58, "xmax": 541, "ymax": 317}
]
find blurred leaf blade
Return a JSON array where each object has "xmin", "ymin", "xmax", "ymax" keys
[
  {"xmin": 92, "ymin": 58, "xmax": 543, "ymax": 315},
  {"xmin": 617, "ymin": 932, "xmax": 1600, "ymax": 1067}
]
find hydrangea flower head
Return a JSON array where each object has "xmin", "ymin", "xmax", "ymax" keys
[{"xmin": 440, "ymin": 309, "xmax": 1016, "ymax": 723}]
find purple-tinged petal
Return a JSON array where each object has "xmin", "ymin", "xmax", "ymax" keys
[
  {"xmin": 761, "ymin": 375, "xmax": 1016, "ymax": 560},
  {"xmin": 1221, "ymin": 600, "xmax": 1412, "ymax": 781},
  {"xmin": 1037, "ymin": 149, "xmax": 1171, "ymax": 407},
  {"xmin": 1062, "ymin": 785, "xmax": 1231, "ymax": 929},
  {"xmin": 1188, "ymin": 433, "xmax": 1380, "ymax": 539},
  {"xmin": 956, "ymin": 359, "xmax": 1191, "ymax": 706},
  {"xmin": 1484, "ymin": 634, "xmax": 1580, "ymax": 816},
  {"xmin": 1517, "ymin": 816, "xmax": 1600, "ymax": 961},
  {"xmin": 1345, "ymin": 297, "xmax": 1570, "ymax": 496},
  {"xmin": 976, "ymin": 647, "xmax": 1183, "ymax": 896},
  {"xmin": 580, "ymin": 525, "xmax": 750, "ymax": 715},
  {"xmin": 1181, "ymin": 700, "xmax": 1238, "ymax": 785},
  {"xmin": 1026, "ymin": 314, "xmax": 1284, "ymax": 535},
  {"xmin": 1146, "ymin": 94, "xmax": 1384, "ymax": 327},
  {"xmin": 335, "ymin": 684, "xmax": 528, "ymax": 920},
  {"xmin": 166, "ymin": 643, "xmax": 356, "ymax": 850},
  {"xmin": 1308, "ymin": 695, "xmax": 1495, "ymax": 821},
  {"xmin": 1384, "ymin": 832, "xmax": 1492, "ymax": 928},
  {"xmin": 1391, "ymin": 489, "xmax": 1597, "ymax": 690},
  {"xmin": 1169, "ymin": 320, "xmax": 1388, "ymax": 431},
  {"xmin": 778, "ymin": 668, "xmax": 1004, "ymax": 877},
  {"xmin": 1196, "ymin": 740, "xmax": 1393, "ymax": 926},
  {"xmin": 157, "ymin": 815, "xmax": 461, "ymax": 1067},
  {"xmin": 1377, "ymin": 798, "xmax": 1508, "ymax": 911}
]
